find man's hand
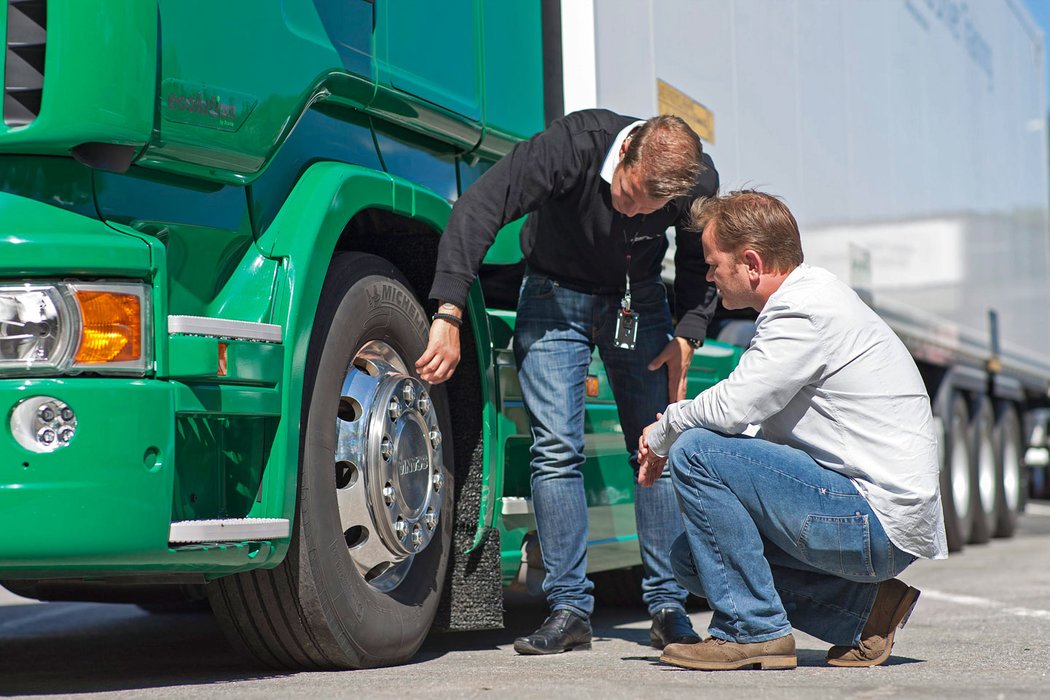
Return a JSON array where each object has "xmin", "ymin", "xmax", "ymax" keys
[
  {"xmin": 638, "ymin": 415, "xmax": 668, "ymax": 487},
  {"xmin": 416, "ymin": 304, "xmax": 462, "ymax": 384},
  {"xmin": 648, "ymin": 336, "xmax": 694, "ymax": 403}
]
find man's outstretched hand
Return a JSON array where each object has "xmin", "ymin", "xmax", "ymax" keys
[{"xmin": 416, "ymin": 317, "xmax": 461, "ymax": 384}]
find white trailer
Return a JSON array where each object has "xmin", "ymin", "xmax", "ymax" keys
[{"xmin": 561, "ymin": 0, "xmax": 1050, "ymax": 550}]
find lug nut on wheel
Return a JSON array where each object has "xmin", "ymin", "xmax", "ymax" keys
[
  {"xmin": 388, "ymin": 398, "xmax": 402, "ymax": 421},
  {"xmin": 381, "ymin": 438, "xmax": 393, "ymax": 461},
  {"xmin": 395, "ymin": 518, "xmax": 408, "ymax": 537},
  {"xmin": 383, "ymin": 485, "xmax": 396, "ymax": 503},
  {"xmin": 432, "ymin": 472, "xmax": 444, "ymax": 491},
  {"xmin": 430, "ymin": 429, "xmax": 442, "ymax": 447},
  {"xmin": 416, "ymin": 394, "xmax": 431, "ymax": 415},
  {"xmin": 411, "ymin": 527, "xmax": 424, "ymax": 549},
  {"xmin": 402, "ymin": 382, "xmax": 416, "ymax": 404},
  {"xmin": 424, "ymin": 510, "xmax": 437, "ymax": 529}
]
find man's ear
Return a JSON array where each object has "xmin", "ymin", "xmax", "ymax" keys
[
  {"xmin": 619, "ymin": 136, "xmax": 632, "ymax": 160},
  {"xmin": 742, "ymin": 249, "xmax": 763, "ymax": 280}
]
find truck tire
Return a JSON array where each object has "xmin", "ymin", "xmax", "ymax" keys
[
  {"xmin": 967, "ymin": 396, "xmax": 996, "ymax": 544},
  {"xmin": 208, "ymin": 252, "xmax": 453, "ymax": 669},
  {"xmin": 592, "ymin": 565, "xmax": 710, "ymax": 611},
  {"xmin": 993, "ymin": 403, "xmax": 1025, "ymax": 538},
  {"xmin": 939, "ymin": 393, "xmax": 974, "ymax": 552},
  {"xmin": 592, "ymin": 566, "xmax": 645, "ymax": 609}
]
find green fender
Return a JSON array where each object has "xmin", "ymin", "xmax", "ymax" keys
[{"xmin": 255, "ymin": 161, "xmax": 500, "ymax": 557}]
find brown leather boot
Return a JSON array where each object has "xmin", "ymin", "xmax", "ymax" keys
[
  {"xmin": 660, "ymin": 634, "xmax": 797, "ymax": 671},
  {"xmin": 826, "ymin": 578, "xmax": 920, "ymax": 667}
]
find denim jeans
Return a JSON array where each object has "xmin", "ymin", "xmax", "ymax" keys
[
  {"xmin": 513, "ymin": 271, "xmax": 689, "ymax": 618},
  {"xmin": 667, "ymin": 428, "xmax": 917, "ymax": 645}
]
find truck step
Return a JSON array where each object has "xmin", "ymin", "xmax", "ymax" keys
[
  {"xmin": 501, "ymin": 497, "xmax": 536, "ymax": 531},
  {"xmin": 168, "ymin": 518, "xmax": 290, "ymax": 543}
]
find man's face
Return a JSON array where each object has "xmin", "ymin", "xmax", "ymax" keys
[
  {"xmin": 702, "ymin": 222, "xmax": 754, "ymax": 310},
  {"xmin": 610, "ymin": 164, "xmax": 668, "ymax": 217}
]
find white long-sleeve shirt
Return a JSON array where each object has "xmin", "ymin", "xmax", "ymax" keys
[{"xmin": 649, "ymin": 264, "xmax": 948, "ymax": 560}]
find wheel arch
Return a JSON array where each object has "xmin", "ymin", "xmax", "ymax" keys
[{"xmin": 254, "ymin": 162, "xmax": 499, "ymax": 577}]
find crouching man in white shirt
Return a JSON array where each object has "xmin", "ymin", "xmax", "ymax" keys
[{"xmin": 639, "ymin": 190, "xmax": 947, "ymax": 671}]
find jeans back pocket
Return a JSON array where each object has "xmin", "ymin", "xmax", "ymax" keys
[{"xmin": 797, "ymin": 513, "xmax": 876, "ymax": 578}]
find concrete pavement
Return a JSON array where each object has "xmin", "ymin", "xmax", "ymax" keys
[{"xmin": 1, "ymin": 506, "xmax": 1049, "ymax": 699}]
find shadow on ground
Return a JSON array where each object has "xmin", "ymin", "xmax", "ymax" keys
[
  {"xmin": 0, "ymin": 586, "xmax": 925, "ymax": 694},
  {"xmin": 421, "ymin": 591, "xmax": 676, "ymax": 655},
  {"xmin": 0, "ymin": 601, "xmax": 278, "ymax": 696},
  {"xmin": 0, "ymin": 592, "xmax": 661, "ymax": 695}
]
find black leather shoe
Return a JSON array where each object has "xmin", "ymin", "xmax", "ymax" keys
[
  {"xmin": 650, "ymin": 607, "xmax": 701, "ymax": 649},
  {"xmin": 513, "ymin": 609, "xmax": 593, "ymax": 655}
]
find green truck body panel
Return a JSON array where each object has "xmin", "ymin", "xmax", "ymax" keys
[
  {"xmin": 0, "ymin": 191, "xmax": 150, "ymax": 274},
  {"xmin": 0, "ymin": 378, "xmax": 174, "ymax": 566},
  {"xmin": 0, "ymin": 0, "xmax": 155, "ymax": 154},
  {"xmin": 0, "ymin": 1, "xmax": 739, "ymax": 603}
]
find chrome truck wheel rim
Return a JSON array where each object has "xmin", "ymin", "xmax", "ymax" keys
[
  {"xmin": 977, "ymin": 424, "xmax": 996, "ymax": 516},
  {"xmin": 1002, "ymin": 430, "xmax": 1022, "ymax": 511},
  {"xmin": 951, "ymin": 426, "xmax": 972, "ymax": 520},
  {"xmin": 333, "ymin": 340, "xmax": 445, "ymax": 592}
]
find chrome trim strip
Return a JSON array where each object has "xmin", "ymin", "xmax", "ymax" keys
[
  {"xmin": 168, "ymin": 315, "xmax": 281, "ymax": 343},
  {"xmin": 169, "ymin": 518, "xmax": 290, "ymax": 543}
]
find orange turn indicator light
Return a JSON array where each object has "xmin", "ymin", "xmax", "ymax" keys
[
  {"xmin": 73, "ymin": 291, "xmax": 142, "ymax": 364},
  {"xmin": 218, "ymin": 342, "xmax": 228, "ymax": 376}
]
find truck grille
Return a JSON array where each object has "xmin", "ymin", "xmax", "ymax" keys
[{"xmin": 4, "ymin": 0, "xmax": 45, "ymax": 127}]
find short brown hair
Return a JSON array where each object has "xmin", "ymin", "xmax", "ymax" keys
[
  {"xmin": 690, "ymin": 190, "xmax": 803, "ymax": 272},
  {"xmin": 621, "ymin": 115, "xmax": 705, "ymax": 200}
]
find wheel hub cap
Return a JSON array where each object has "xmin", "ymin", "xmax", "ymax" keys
[{"xmin": 333, "ymin": 342, "xmax": 445, "ymax": 587}]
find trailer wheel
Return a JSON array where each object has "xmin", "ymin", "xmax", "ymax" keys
[
  {"xmin": 967, "ymin": 396, "xmax": 996, "ymax": 544},
  {"xmin": 209, "ymin": 252, "xmax": 453, "ymax": 669},
  {"xmin": 993, "ymin": 403, "xmax": 1024, "ymax": 538},
  {"xmin": 939, "ymin": 393, "xmax": 974, "ymax": 552}
]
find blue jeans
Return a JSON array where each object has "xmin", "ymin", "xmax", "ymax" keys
[
  {"xmin": 667, "ymin": 428, "xmax": 917, "ymax": 645},
  {"xmin": 513, "ymin": 271, "xmax": 689, "ymax": 618}
]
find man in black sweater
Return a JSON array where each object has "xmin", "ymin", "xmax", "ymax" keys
[{"xmin": 418, "ymin": 109, "xmax": 719, "ymax": 654}]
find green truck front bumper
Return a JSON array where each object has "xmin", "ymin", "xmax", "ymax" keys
[
  {"xmin": 0, "ymin": 377, "xmax": 173, "ymax": 569},
  {"xmin": 0, "ymin": 377, "xmax": 280, "ymax": 577}
]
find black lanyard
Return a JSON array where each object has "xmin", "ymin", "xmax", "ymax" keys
[{"xmin": 621, "ymin": 214, "xmax": 646, "ymax": 311}]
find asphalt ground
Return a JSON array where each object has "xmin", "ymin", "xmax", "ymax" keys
[{"xmin": 2, "ymin": 504, "xmax": 1049, "ymax": 699}]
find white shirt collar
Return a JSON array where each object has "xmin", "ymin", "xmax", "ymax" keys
[
  {"xmin": 600, "ymin": 120, "xmax": 646, "ymax": 184},
  {"xmin": 758, "ymin": 264, "xmax": 809, "ymax": 316}
]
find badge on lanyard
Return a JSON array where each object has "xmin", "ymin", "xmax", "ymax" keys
[{"xmin": 613, "ymin": 255, "xmax": 639, "ymax": 350}]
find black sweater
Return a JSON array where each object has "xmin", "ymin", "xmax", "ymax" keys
[{"xmin": 429, "ymin": 109, "xmax": 720, "ymax": 341}]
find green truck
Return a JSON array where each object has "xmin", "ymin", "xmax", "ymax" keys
[{"xmin": 0, "ymin": 0, "xmax": 739, "ymax": 668}]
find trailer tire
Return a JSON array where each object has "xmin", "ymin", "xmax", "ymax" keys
[
  {"xmin": 939, "ymin": 393, "xmax": 974, "ymax": 553},
  {"xmin": 967, "ymin": 396, "xmax": 996, "ymax": 544},
  {"xmin": 993, "ymin": 403, "xmax": 1024, "ymax": 538},
  {"xmin": 208, "ymin": 252, "xmax": 453, "ymax": 670}
]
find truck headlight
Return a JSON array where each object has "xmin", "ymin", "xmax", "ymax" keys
[{"xmin": 0, "ymin": 282, "xmax": 151, "ymax": 375}]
